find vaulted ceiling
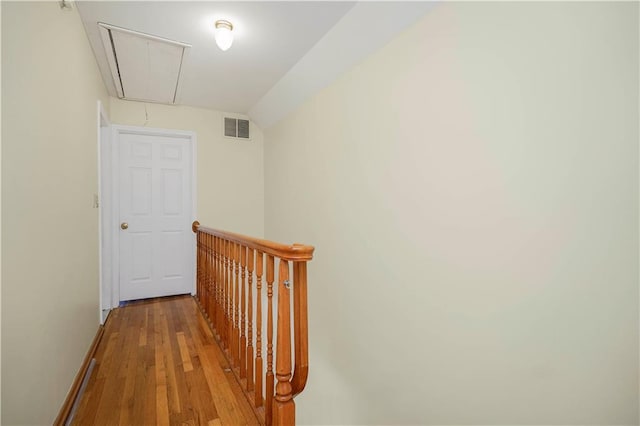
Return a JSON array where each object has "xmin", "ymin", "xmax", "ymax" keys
[{"xmin": 77, "ymin": 1, "xmax": 437, "ymax": 128}]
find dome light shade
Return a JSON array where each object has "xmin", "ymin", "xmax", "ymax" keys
[{"xmin": 214, "ymin": 20, "xmax": 234, "ymax": 51}]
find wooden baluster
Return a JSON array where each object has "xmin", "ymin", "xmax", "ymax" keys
[
  {"xmin": 229, "ymin": 241, "xmax": 236, "ymax": 359},
  {"xmin": 212, "ymin": 235, "xmax": 218, "ymax": 336},
  {"xmin": 201, "ymin": 233, "xmax": 205, "ymax": 303},
  {"xmin": 204, "ymin": 234, "xmax": 209, "ymax": 317},
  {"xmin": 210, "ymin": 235, "xmax": 215, "ymax": 330},
  {"xmin": 201, "ymin": 233, "xmax": 205, "ymax": 304},
  {"xmin": 198, "ymin": 233, "xmax": 207, "ymax": 309},
  {"xmin": 273, "ymin": 259, "xmax": 294, "ymax": 425},
  {"xmin": 215, "ymin": 237, "xmax": 220, "ymax": 336},
  {"xmin": 240, "ymin": 245, "xmax": 247, "ymax": 378},
  {"xmin": 205, "ymin": 234, "xmax": 209, "ymax": 308},
  {"xmin": 221, "ymin": 240, "xmax": 226, "ymax": 348},
  {"xmin": 291, "ymin": 261, "xmax": 309, "ymax": 395},
  {"xmin": 234, "ymin": 243, "xmax": 241, "ymax": 367},
  {"xmin": 201, "ymin": 234, "xmax": 205, "ymax": 313},
  {"xmin": 207, "ymin": 235, "xmax": 215, "ymax": 322},
  {"xmin": 246, "ymin": 248, "xmax": 255, "ymax": 392},
  {"xmin": 196, "ymin": 232, "xmax": 201, "ymax": 302},
  {"xmin": 254, "ymin": 251, "xmax": 264, "ymax": 407},
  {"xmin": 210, "ymin": 235, "xmax": 215, "ymax": 320},
  {"xmin": 222, "ymin": 238, "xmax": 228, "ymax": 346},
  {"xmin": 198, "ymin": 233, "xmax": 207, "ymax": 306},
  {"xmin": 211, "ymin": 235, "xmax": 218, "ymax": 330},
  {"xmin": 216, "ymin": 236, "xmax": 222, "ymax": 339},
  {"xmin": 227, "ymin": 240, "xmax": 233, "ymax": 352},
  {"xmin": 220, "ymin": 237, "xmax": 225, "ymax": 341},
  {"xmin": 224, "ymin": 239, "xmax": 231, "ymax": 351},
  {"xmin": 265, "ymin": 255, "xmax": 275, "ymax": 426},
  {"xmin": 201, "ymin": 234, "xmax": 206, "ymax": 313},
  {"xmin": 228, "ymin": 241, "xmax": 233, "ymax": 353}
]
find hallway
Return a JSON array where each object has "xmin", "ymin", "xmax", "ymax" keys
[{"xmin": 71, "ymin": 296, "xmax": 261, "ymax": 425}]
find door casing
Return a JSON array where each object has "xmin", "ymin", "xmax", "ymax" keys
[
  {"xmin": 97, "ymin": 100, "xmax": 111, "ymax": 324},
  {"xmin": 101, "ymin": 124, "xmax": 197, "ymax": 308}
]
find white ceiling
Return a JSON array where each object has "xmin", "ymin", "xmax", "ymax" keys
[
  {"xmin": 77, "ymin": 1, "xmax": 356, "ymax": 113},
  {"xmin": 249, "ymin": 1, "xmax": 438, "ymax": 128},
  {"xmin": 78, "ymin": 1, "xmax": 438, "ymax": 128}
]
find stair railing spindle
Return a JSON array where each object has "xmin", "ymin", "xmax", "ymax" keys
[{"xmin": 255, "ymin": 251, "xmax": 264, "ymax": 407}]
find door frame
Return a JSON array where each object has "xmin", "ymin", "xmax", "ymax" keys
[
  {"xmin": 103, "ymin": 124, "xmax": 197, "ymax": 307},
  {"xmin": 97, "ymin": 101, "xmax": 111, "ymax": 324}
]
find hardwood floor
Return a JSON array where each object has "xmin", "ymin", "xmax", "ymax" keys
[{"xmin": 72, "ymin": 295, "xmax": 261, "ymax": 426}]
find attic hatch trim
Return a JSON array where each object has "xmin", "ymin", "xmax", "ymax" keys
[{"xmin": 97, "ymin": 22, "xmax": 192, "ymax": 105}]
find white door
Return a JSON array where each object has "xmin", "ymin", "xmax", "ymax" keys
[{"xmin": 118, "ymin": 129, "xmax": 194, "ymax": 301}]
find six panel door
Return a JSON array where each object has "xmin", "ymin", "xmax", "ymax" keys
[{"xmin": 119, "ymin": 131, "xmax": 193, "ymax": 301}]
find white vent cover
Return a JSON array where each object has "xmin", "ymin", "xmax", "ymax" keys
[
  {"xmin": 224, "ymin": 117, "xmax": 251, "ymax": 140},
  {"xmin": 98, "ymin": 23, "xmax": 191, "ymax": 104}
]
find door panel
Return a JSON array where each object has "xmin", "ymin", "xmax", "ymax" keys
[
  {"xmin": 119, "ymin": 131, "xmax": 193, "ymax": 301},
  {"xmin": 162, "ymin": 169, "xmax": 183, "ymax": 215},
  {"xmin": 130, "ymin": 168, "xmax": 152, "ymax": 214},
  {"xmin": 131, "ymin": 232, "xmax": 153, "ymax": 281}
]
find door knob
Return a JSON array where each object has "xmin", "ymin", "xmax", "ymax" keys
[{"xmin": 121, "ymin": 222, "xmax": 129, "ymax": 230}]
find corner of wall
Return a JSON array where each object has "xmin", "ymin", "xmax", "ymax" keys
[{"xmin": 0, "ymin": 0, "xmax": 4, "ymax": 421}]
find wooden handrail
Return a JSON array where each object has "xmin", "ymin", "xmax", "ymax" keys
[
  {"xmin": 193, "ymin": 221, "xmax": 314, "ymax": 426},
  {"xmin": 193, "ymin": 221, "xmax": 314, "ymax": 261}
]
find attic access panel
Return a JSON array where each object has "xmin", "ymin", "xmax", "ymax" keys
[{"xmin": 98, "ymin": 23, "xmax": 191, "ymax": 104}]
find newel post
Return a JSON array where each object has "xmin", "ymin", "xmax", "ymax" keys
[{"xmin": 273, "ymin": 259, "xmax": 295, "ymax": 425}]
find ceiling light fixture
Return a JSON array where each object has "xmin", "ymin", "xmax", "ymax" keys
[{"xmin": 214, "ymin": 20, "xmax": 234, "ymax": 51}]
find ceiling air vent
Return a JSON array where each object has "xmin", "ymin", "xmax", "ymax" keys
[
  {"xmin": 98, "ymin": 22, "xmax": 191, "ymax": 105},
  {"xmin": 224, "ymin": 117, "xmax": 251, "ymax": 140}
]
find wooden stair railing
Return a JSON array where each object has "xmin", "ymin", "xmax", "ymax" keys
[{"xmin": 192, "ymin": 221, "xmax": 314, "ymax": 426}]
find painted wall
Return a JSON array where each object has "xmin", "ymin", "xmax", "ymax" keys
[
  {"xmin": 0, "ymin": 1, "xmax": 4, "ymax": 420},
  {"xmin": 1, "ymin": 2, "xmax": 109, "ymax": 424},
  {"xmin": 109, "ymin": 99, "xmax": 264, "ymax": 237},
  {"xmin": 264, "ymin": 2, "xmax": 639, "ymax": 424}
]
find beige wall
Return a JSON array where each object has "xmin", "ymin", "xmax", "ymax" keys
[
  {"xmin": 264, "ymin": 2, "xmax": 639, "ymax": 424},
  {"xmin": 109, "ymin": 99, "xmax": 264, "ymax": 237},
  {"xmin": 0, "ymin": 2, "xmax": 2, "ymax": 422},
  {"xmin": 1, "ymin": 2, "xmax": 109, "ymax": 424},
  {"xmin": 0, "ymin": 1, "xmax": 4, "ymax": 419}
]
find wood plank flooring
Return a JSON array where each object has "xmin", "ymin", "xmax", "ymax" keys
[{"xmin": 72, "ymin": 295, "xmax": 261, "ymax": 426}]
